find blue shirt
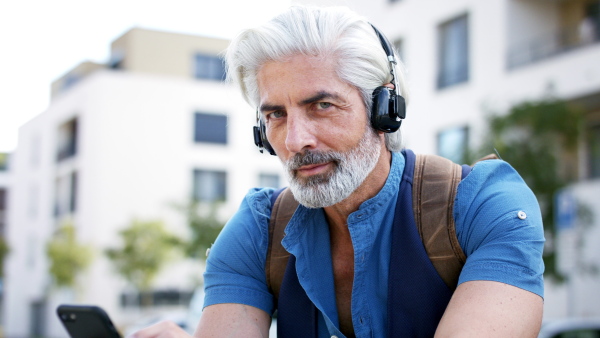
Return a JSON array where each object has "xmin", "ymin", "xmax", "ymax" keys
[{"xmin": 203, "ymin": 152, "xmax": 545, "ymax": 337}]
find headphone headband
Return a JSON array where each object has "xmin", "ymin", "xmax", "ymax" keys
[{"xmin": 370, "ymin": 23, "xmax": 401, "ymax": 100}]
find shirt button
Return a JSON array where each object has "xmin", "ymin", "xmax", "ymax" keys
[{"xmin": 517, "ymin": 211, "xmax": 527, "ymax": 219}]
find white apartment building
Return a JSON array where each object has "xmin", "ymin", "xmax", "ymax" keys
[
  {"xmin": 4, "ymin": 28, "xmax": 283, "ymax": 337},
  {"xmin": 294, "ymin": 0, "xmax": 600, "ymax": 319}
]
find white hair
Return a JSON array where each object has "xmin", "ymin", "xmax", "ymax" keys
[{"xmin": 225, "ymin": 5, "xmax": 409, "ymax": 151}]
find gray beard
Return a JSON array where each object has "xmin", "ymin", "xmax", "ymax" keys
[{"xmin": 283, "ymin": 127, "xmax": 382, "ymax": 208}]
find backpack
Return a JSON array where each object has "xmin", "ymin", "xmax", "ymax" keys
[{"xmin": 265, "ymin": 151, "xmax": 498, "ymax": 304}]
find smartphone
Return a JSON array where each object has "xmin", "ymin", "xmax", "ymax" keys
[{"xmin": 57, "ymin": 304, "xmax": 122, "ymax": 338}]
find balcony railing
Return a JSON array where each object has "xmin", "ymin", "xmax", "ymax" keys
[{"xmin": 507, "ymin": 19, "xmax": 600, "ymax": 70}]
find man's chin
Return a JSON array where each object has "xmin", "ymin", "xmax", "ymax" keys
[
  {"xmin": 288, "ymin": 181, "xmax": 350, "ymax": 208},
  {"xmin": 292, "ymin": 172, "xmax": 333, "ymax": 187}
]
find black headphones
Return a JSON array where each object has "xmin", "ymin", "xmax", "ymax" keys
[{"xmin": 253, "ymin": 24, "xmax": 406, "ymax": 155}]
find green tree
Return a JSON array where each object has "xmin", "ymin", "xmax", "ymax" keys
[
  {"xmin": 105, "ymin": 219, "xmax": 182, "ymax": 305},
  {"xmin": 46, "ymin": 223, "xmax": 93, "ymax": 288},
  {"xmin": 0, "ymin": 152, "xmax": 8, "ymax": 170},
  {"xmin": 174, "ymin": 201, "xmax": 225, "ymax": 259},
  {"xmin": 0, "ymin": 236, "xmax": 9, "ymax": 278},
  {"xmin": 477, "ymin": 97, "xmax": 584, "ymax": 280}
]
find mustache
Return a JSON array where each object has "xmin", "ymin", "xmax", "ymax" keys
[{"xmin": 286, "ymin": 150, "xmax": 341, "ymax": 171}]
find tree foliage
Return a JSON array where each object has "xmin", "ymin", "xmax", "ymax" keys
[
  {"xmin": 477, "ymin": 97, "xmax": 584, "ymax": 280},
  {"xmin": 105, "ymin": 219, "xmax": 183, "ymax": 292},
  {"xmin": 0, "ymin": 236, "xmax": 9, "ymax": 278},
  {"xmin": 175, "ymin": 201, "xmax": 225, "ymax": 259},
  {"xmin": 46, "ymin": 223, "xmax": 93, "ymax": 288}
]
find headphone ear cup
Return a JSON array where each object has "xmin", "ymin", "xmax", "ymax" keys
[
  {"xmin": 371, "ymin": 86, "xmax": 402, "ymax": 133},
  {"xmin": 259, "ymin": 119, "xmax": 276, "ymax": 155}
]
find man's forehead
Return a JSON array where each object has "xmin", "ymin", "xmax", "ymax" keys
[{"xmin": 256, "ymin": 57, "xmax": 355, "ymax": 107}]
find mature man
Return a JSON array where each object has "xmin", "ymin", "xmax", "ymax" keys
[{"xmin": 133, "ymin": 5, "xmax": 544, "ymax": 338}]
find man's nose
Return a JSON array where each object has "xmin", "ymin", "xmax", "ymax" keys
[{"xmin": 285, "ymin": 112, "xmax": 317, "ymax": 154}]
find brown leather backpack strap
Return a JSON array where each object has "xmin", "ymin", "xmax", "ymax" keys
[
  {"xmin": 266, "ymin": 188, "xmax": 299, "ymax": 303},
  {"xmin": 412, "ymin": 154, "xmax": 467, "ymax": 290},
  {"xmin": 473, "ymin": 153, "xmax": 499, "ymax": 163}
]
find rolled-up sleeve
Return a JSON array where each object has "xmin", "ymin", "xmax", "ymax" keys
[
  {"xmin": 454, "ymin": 160, "xmax": 545, "ymax": 298},
  {"xmin": 203, "ymin": 188, "xmax": 276, "ymax": 314}
]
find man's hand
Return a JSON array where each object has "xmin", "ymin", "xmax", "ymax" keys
[{"xmin": 127, "ymin": 320, "xmax": 191, "ymax": 338}]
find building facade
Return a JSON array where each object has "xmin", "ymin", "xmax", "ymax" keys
[{"xmin": 3, "ymin": 28, "xmax": 283, "ymax": 336}]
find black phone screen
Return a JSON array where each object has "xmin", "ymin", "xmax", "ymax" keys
[{"xmin": 57, "ymin": 304, "xmax": 122, "ymax": 338}]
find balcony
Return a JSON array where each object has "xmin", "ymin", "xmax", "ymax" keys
[{"xmin": 507, "ymin": 18, "xmax": 600, "ymax": 69}]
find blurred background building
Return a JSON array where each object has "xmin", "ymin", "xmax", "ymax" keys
[
  {"xmin": 1, "ymin": 0, "xmax": 599, "ymax": 336},
  {"xmin": 3, "ymin": 28, "xmax": 283, "ymax": 336}
]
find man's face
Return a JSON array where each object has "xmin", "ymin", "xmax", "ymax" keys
[{"xmin": 257, "ymin": 54, "xmax": 384, "ymax": 208}]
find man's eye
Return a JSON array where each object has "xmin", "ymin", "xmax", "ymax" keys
[
  {"xmin": 317, "ymin": 102, "xmax": 332, "ymax": 109},
  {"xmin": 269, "ymin": 111, "xmax": 285, "ymax": 119}
]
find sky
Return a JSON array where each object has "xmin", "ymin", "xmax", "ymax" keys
[{"xmin": 0, "ymin": 0, "xmax": 293, "ymax": 153}]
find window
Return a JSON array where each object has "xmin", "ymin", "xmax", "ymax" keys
[
  {"xmin": 194, "ymin": 54, "xmax": 225, "ymax": 81},
  {"xmin": 62, "ymin": 74, "xmax": 80, "ymax": 91},
  {"xmin": 53, "ymin": 171, "xmax": 78, "ymax": 217},
  {"xmin": 56, "ymin": 118, "xmax": 78, "ymax": 161},
  {"xmin": 0, "ymin": 188, "xmax": 6, "ymax": 234},
  {"xmin": 30, "ymin": 300, "xmax": 47, "ymax": 337},
  {"xmin": 258, "ymin": 173, "xmax": 280, "ymax": 188},
  {"xmin": 437, "ymin": 126, "xmax": 469, "ymax": 164},
  {"xmin": 69, "ymin": 171, "xmax": 78, "ymax": 213},
  {"xmin": 438, "ymin": 14, "xmax": 469, "ymax": 89},
  {"xmin": 109, "ymin": 50, "xmax": 124, "ymax": 70},
  {"xmin": 120, "ymin": 289, "xmax": 194, "ymax": 308},
  {"xmin": 193, "ymin": 169, "xmax": 227, "ymax": 202},
  {"xmin": 585, "ymin": 1, "xmax": 600, "ymax": 41},
  {"xmin": 590, "ymin": 124, "xmax": 600, "ymax": 178},
  {"xmin": 194, "ymin": 112, "xmax": 228, "ymax": 144}
]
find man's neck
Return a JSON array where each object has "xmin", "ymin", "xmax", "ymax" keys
[{"xmin": 324, "ymin": 146, "xmax": 392, "ymax": 233}]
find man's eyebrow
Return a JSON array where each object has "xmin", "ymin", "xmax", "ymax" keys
[
  {"xmin": 259, "ymin": 103, "xmax": 285, "ymax": 114},
  {"xmin": 258, "ymin": 91, "xmax": 342, "ymax": 113},
  {"xmin": 300, "ymin": 91, "xmax": 342, "ymax": 105}
]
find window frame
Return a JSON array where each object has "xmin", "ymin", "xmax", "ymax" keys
[
  {"xmin": 193, "ymin": 112, "xmax": 228, "ymax": 145},
  {"xmin": 437, "ymin": 13, "xmax": 470, "ymax": 89},
  {"xmin": 436, "ymin": 125, "xmax": 470, "ymax": 164},
  {"xmin": 192, "ymin": 169, "xmax": 227, "ymax": 202},
  {"xmin": 193, "ymin": 53, "xmax": 226, "ymax": 81}
]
